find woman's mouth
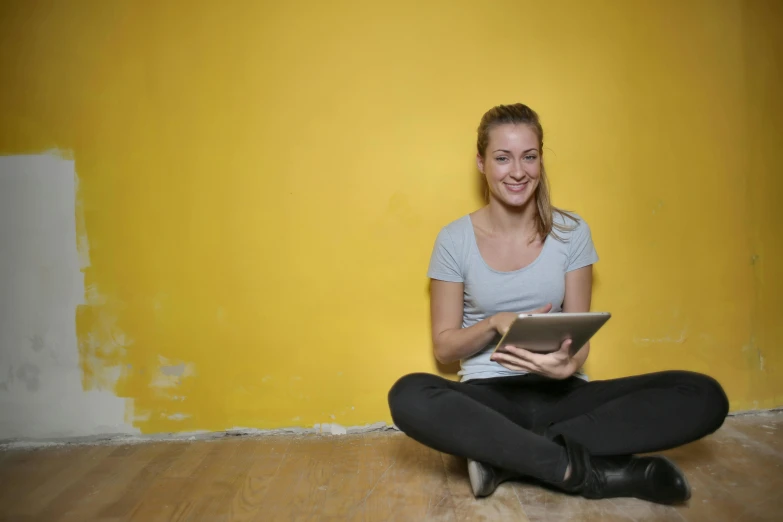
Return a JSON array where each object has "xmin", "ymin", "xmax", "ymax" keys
[{"xmin": 504, "ymin": 181, "xmax": 528, "ymax": 193}]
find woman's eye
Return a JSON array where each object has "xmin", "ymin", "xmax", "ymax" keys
[
  {"xmin": 495, "ymin": 156, "xmax": 508, "ymax": 162},
  {"xmin": 525, "ymin": 155, "xmax": 537, "ymax": 161}
]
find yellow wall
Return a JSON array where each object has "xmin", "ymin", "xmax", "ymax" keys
[{"xmin": 1, "ymin": 0, "xmax": 781, "ymax": 434}]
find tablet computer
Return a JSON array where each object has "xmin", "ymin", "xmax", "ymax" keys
[{"xmin": 494, "ymin": 312, "xmax": 611, "ymax": 357}]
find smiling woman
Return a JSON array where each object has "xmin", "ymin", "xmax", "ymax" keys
[
  {"xmin": 475, "ymin": 104, "xmax": 575, "ymax": 245},
  {"xmin": 480, "ymin": 124, "xmax": 541, "ymax": 204},
  {"xmin": 387, "ymin": 103, "xmax": 730, "ymax": 505}
]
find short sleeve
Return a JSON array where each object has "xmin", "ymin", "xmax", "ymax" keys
[
  {"xmin": 567, "ymin": 218, "xmax": 599, "ymax": 272},
  {"xmin": 427, "ymin": 227, "xmax": 464, "ymax": 282}
]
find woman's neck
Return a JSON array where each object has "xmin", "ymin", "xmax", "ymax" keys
[{"xmin": 484, "ymin": 198, "xmax": 538, "ymax": 239}]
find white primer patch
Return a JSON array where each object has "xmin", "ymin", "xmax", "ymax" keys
[
  {"xmin": 150, "ymin": 355, "xmax": 196, "ymax": 389},
  {"xmin": 0, "ymin": 153, "xmax": 138, "ymax": 440},
  {"xmin": 633, "ymin": 328, "xmax": 688, "ymax": 345}
]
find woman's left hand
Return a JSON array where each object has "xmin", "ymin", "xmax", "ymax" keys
[{"xmin": 490, "ymin": 339, "xmax": 578, "ymax": 380}]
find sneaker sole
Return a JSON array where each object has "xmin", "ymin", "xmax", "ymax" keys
[{"xmin": 468, "ymin": 460, "xmax": 492, "ymax": 498}]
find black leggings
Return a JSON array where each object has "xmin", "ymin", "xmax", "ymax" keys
[{"xmin": 388, "ymin": 370, "xmax": 729, "ymax": 484}]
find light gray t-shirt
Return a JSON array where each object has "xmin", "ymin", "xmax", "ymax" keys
[{"xmin": 427, "ymin": 211, "xmax": 599, "ymax": 382}]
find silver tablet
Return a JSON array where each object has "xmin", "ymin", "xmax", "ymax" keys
[{"xmin": 494, "ymin": 312, "xmax": 611, "ymax": 356}]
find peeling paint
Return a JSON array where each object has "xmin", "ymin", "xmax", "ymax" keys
[
  {"xmin": 161, "ymin": 363, "xmax": 186, "ymax": 377},
  {"xmin": 150, "ymin": 356, "xmax": 195, "ymax": 390},
  {"xmin": 330, "ymin": 424, "xmax": 347, "ymax": 435},
  {"xmin": 77, "ymin": 299, "xmax": 133, "ymax": 391},
  {"xmin": 0, "ymin": 421, "xmax": 400, "ymax": 449},
  {"xmin": 132, "ymin": 409, "xmax": 152, "ymax": 423},
  {"xmin": 633, "ymin": 329, "xmax": 688, "ymax": 345}
]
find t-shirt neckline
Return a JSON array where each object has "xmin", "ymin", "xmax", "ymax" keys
[{"xmin": 465, "ymin": 214, "xmax": 550, "ymax": 275}]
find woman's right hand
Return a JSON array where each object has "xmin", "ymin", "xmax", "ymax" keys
[{"xmin": 490, "ymin": 303, "xmax": 553, "ymax": 336}]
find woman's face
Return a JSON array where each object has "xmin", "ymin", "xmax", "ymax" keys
[{"xmin": 477, "ymin": 123, "xmax": 541, "ymax": 208}]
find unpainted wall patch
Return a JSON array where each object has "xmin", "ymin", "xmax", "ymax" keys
[
  {"xmin": 0, "ymin": 153, "xmax": 136, "ymax": 440},
  {"xmin": 0, "ymin": 366, "xmax": 14, "ymax": 392},
  {"xmin": 161, "ymin": 363, "xmax": 186, "ymax": 377},
  {"xmin": 633, "ymin": 329, "xmax": 688, "ymax": 345},
  {"xmin": 29, "ymin": 335, "xmax": 45, "ymax": 353},
  {"xmin": 16, "ymin": 363, "xmax": 41, "ymax": 392},
  {"xmin": 150, "ymin": 356, "xmax": 196, "ymax": 390}
]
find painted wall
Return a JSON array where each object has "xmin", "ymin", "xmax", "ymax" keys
[{"xmin": 0, "ymin": 0, "xmax": 781, "ymax": 439}]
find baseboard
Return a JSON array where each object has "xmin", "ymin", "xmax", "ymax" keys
[
  {"xmin": 0, "ymin": 422, "xmax": 401, "ymax": 450},
  {"xmin": 5, "ymin": 406, "xmax": 782, "ymax": 450}
]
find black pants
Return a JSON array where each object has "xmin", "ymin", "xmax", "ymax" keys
[{"xmin": 388, "ymin": 371, "xmax": 729, "ymax": 484}]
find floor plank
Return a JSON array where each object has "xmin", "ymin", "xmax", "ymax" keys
[
  {"xmin": 441, "ymin": 453, "xmax": 530, "ymax": 521},
  {"xmin": 12, "ymin": 445, "xmax": 116, "ymax": 520},
  {"xmin": 0, "ymin": 446, "xmax": 79, "ymax": 512},
  {"xmin": 0, "ymin": 413, "xmax": 780, "ymax": 521},
  {"xmin": 46, "ymin": 442, "xmax": 171, "ymax": 522},
  {"xmin": 227, "ymin": 437, "xmax": 291, "ymax": 522}
]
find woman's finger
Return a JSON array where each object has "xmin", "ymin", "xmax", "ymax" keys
[
  {"xmin": 558, "ymin": 339, "xmax": 573, "ymax": 353},
  {"xmin": 499, "ymin": 360, "xmax": 532, "ymax": 372},
  {"xmin": 504, "ymin": 345, "xmax": 544, "ymax": 364},
  {"xmin": 492, "ymin": 352, "xmax": 538, "ymax": 373}
]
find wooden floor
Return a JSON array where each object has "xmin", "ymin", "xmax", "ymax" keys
[{"xmin": 0, "ymin": 413, "xmax": 781, "ymax": 522}]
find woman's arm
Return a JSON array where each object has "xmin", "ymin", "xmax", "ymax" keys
[
  {"xmin": 490, "ymin": 264, "xmax": 595, "ymax": 379},
  {"xmin": 562, "ymin": 264, "xmax": 594, "ymax": 370},
  {"xmin": 430, "ymin": 279, "xmax": 497, "ymax": 364},
  {"xmin": 430, "ymin": 280, "xmax": 555, "ymax": 364}
]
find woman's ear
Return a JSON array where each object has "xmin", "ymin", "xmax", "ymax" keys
[{"xmin": 476, "ymin": 153, "xmax": 485, "ymax": 174}]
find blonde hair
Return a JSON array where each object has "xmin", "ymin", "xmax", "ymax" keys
[{"xmin": 477, "ymin": 103, "xmax": 577, "ymax": 241}]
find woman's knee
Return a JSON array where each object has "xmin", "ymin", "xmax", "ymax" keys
[
  {"xmin": 387, "ymin": 372, "xmax": 446, "ymax": 429},
  {"xmin": 676, "ymin": 371, "xmax": 730, "ymax": 433},
  {"xmin": 701, "ymin": 374, "xmax": 730, "ymax": 432}
]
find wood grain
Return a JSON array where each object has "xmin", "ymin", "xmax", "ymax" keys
[{"xmin": 0, "ymin": 414, "xmax": 780, "ymax": 521}]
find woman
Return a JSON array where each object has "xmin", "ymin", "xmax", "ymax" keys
[{"xmin": 387, "ymin": 103, "xmax": 728, "ymax": 505}]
